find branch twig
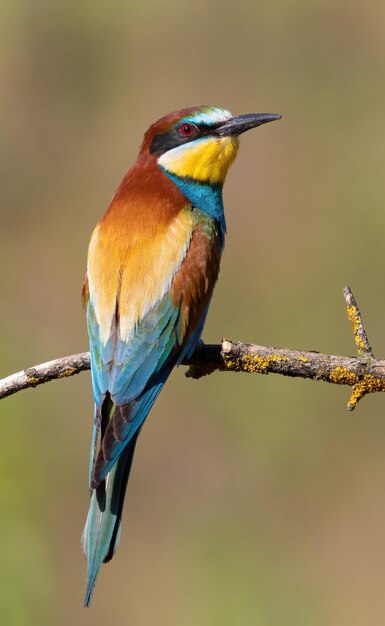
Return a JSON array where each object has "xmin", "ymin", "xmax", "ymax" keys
[
  {"xmin": 0, "ymin": 353, "xmax": 91, "ymax": 400},
  {"xmin": 1, "ymin": 287, "xmax": 384, "ymax": 411},
  {"xmin": 343, "ymin": 286, "xmax": 374, "ymax": 357}
]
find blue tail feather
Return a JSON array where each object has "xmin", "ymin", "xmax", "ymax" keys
[{"xmin": 82, "ymin": 431, "xmax": 139, "ymax": 607}]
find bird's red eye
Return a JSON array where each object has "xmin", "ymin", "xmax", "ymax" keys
[{"xmin": 179, "ymin": 123, "xmax": 195, "ymax": 137}]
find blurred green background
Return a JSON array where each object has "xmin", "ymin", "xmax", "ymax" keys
[{"xmin": 1, "ymin": 0, "xmax": 385, "ymax": 624}]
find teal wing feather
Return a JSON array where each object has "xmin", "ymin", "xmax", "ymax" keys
[
  {"xmin": 87, "ymin": 291, "xmax": 186, "ymax": 487},
  {"xmin": 83, "ymin": 286, "xmax": 201, "ymax": 606}
]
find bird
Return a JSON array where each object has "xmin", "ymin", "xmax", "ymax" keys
[{"xmin": 81, "ymin": 105, "xmax": 281, "ymax": 606}]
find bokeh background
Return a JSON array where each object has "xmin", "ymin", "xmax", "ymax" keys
[{"xmin": 1, "ymin": 1, "xmax": 385, "ymax": 624}]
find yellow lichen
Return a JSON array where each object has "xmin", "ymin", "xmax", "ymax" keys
[
  {"xmin": 224, "ymin": 353, "xmax": 289, "ymax": 374},
  {"xmin": 328, "ymin": 367, "xmax": 359, "ymax": 386},
  {"xmin": 27, "ymin": 376, "xmax": 40, "ymax": 386},
  {"xmin": 62, "ymin": 368, "xmax": 77, "ymax": 377},
  {"xmin": 326, "ymin": 367, "xmax": 385, "ymax": 410},
  {"xmin": 346, "ymin": 305, "xmax": 367, "ymax": 354},
  {"xmin": 348, "ymin": 374, "xmax": 385, "ymax": 409},
  {"xmin": 297, "ymin": 355, "xmax": 309, "ymax": 363}
]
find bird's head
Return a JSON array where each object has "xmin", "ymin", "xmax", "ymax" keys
[{"xmin": 139, "ymin": 106, "xmax": 281, "ymax": 186}]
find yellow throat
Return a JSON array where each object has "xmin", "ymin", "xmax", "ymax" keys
[{"xmin": 158, "ymin": 135, "xmax": 239, "ymax": 185}]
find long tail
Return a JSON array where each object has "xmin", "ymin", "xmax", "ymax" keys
[{"xmin": 81, "ymin": 431, "xmax": 139, "ymax": 607}]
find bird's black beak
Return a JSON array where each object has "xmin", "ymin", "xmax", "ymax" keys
[{"xmin": 216, "ymin": 113, "xmax": 282, "ymax": 137}]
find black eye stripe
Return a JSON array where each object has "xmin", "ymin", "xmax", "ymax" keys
[
  {"xmin": 149, "ymin": 122, "xmax": 223, "ymax": 156},
  {"xmin": 149, "ymin": 129, "xmax": 186, "ymax": 155}
]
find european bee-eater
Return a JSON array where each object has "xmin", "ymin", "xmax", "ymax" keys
[{"xmin": 81, "ymin": 105, "xmax": 281, "ymax": 605}]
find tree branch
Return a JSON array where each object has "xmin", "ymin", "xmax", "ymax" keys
[
  {"xmin": 1, "ymin": 287, "xmax": 384, "ymax": 411},
  {"xmin": 0, "ymin": 353, "xmax": 91, "ymax": 400}
]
